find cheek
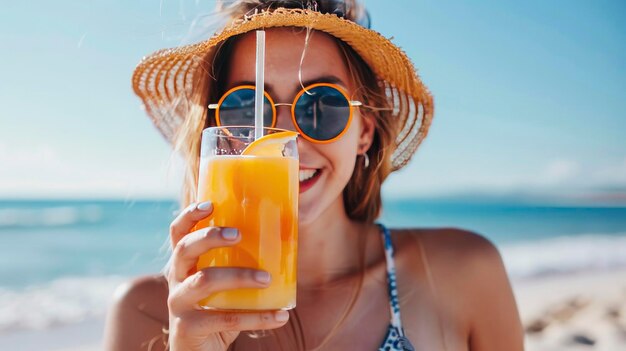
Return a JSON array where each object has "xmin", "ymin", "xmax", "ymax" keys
[
  {"xmin": 336, "ymin": 153, "xmax": 357, "ymax": 189},
  {"xmin": 327, "ymin": 146, "xmax": 356, "ymax": 182},
  {"xmin": 326, "ymin": 123, "xmax": 361, "ymax": 178}
]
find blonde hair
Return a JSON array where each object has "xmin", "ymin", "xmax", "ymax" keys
[{"xmin": 169, "ymin": 1, "xmax": 397, "ymax": 349}]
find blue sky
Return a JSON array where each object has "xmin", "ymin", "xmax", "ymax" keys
[{"xmin": 0, "ymin": 0, "xmax": 624, "ymax": 200}]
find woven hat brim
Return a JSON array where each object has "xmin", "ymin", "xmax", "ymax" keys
[{"xmin": 132, "ymin": 8, "xmax": 434, "ymax": 171}]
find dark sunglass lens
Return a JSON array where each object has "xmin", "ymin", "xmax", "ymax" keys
[
  {"xmin": 294, "ymin": 86, "xmax": 350, "ymax": 141},
  {"xmin": 219, "ymin": 89, "xmax": 273, "ymax": 127}
]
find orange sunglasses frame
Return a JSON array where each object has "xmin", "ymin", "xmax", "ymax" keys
[
  {"xmin": 209, "ymin": 83, "xmax": 359, "ymax": 144},
  {"xmin": 213, "ymin": 85, "xmax": 277, "ymax": 130}
]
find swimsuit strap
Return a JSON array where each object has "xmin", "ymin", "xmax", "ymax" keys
[{"xmin": 377, "ymin": 223, "xmax": 405, "ymax": 335}]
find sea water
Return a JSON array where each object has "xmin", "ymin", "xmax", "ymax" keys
[{"xmin": 1, "ymin": 198, "xmax": 625, "ymax": 332}]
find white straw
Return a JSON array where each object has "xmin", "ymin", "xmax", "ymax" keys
[{"xmin": 254, "ymin": 30, "xmax": 265, "ymax": 140}]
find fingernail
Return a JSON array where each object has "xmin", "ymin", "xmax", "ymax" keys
[
  {"xmin": 254, "ymin": 271, "xmax": 270, "ymax": 283},
  {"xmin": 197, "ymin": 201, "xmax": 212, "ymax": 211},
  {"xmin": 221, "ymin": 228, "xmax": 239, "ymax": 240},
  {"xmin": 275, "ymin": 310, "xmax": 289, "ymax": 322}
]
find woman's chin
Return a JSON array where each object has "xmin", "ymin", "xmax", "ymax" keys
[{"xmin": 297, "ymin": 203, "xmax": 322, "ymax": 229}]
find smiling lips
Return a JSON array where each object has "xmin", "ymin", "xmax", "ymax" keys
[{"xmin": 298, "ymin": 168, "xmax": 321, "ymax": 194}]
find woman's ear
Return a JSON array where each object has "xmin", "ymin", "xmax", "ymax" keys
[{"xmin": 358, "ymin": 114, "xmax": 376, "ymax": 154}]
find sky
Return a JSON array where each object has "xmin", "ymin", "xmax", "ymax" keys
[{"xmin": 0, "ymin": 0, "xmax": 624, "ymax": 200}]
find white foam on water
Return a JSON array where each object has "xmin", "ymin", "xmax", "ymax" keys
[
  {"xmin": 0, "ymin": 275, "xmax": 125, "ymax": 333},
  {"xmin": 501, "ymin": 233, "xmax": 626, "ymax": 278}
]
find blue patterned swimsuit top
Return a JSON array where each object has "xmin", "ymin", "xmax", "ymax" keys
[{"xmin": 377, "ymin": 223, "xmax": 415, "ymax": 351}]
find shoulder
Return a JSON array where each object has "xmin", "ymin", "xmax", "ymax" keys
[
  {"xmin": 103, "ymin": 274, "xmax": 170, "ymax": 350},
  {"xmin": 394, "ymin": 227, "xmax": 509, "ymax": 297},
  {"xmin": 392, "ymin": 227, "xmax": 523, "ymax": 348},
  {"xmin": 412, "ymin": 228, "xmax": 509, "ymax": 298},
  {"xmin": 111, "ymin": 274, "xmax": 169, "ymax": 321},
  {"xmin": 114, "ymin": 274, "xmax": 169, "ymax": 300},
  {"xmin": 392, "ymin": 227, "xmax": 502, "ymax": 269},
  {"xmin": 390, "ymin": 228, "xmax": 507, "ymax": 311}
]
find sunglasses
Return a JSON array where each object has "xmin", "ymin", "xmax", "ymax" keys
[{"xmin": 209, "ymin": 83, "xmax": 362, "ymax": 143}]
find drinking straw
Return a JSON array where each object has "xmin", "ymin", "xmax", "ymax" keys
[{"xmin": 254, "ymin": 30, "xmax": 265, "ymax": 140}]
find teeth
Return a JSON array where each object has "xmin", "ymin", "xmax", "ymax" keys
[{"xmin": 299, "ymin": 169, "xmax": 318, "ymax": 182}]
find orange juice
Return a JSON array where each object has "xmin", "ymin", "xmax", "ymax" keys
[{"xmin": 195, "ymin": 155, "xmax": 298, "ymax": 310}]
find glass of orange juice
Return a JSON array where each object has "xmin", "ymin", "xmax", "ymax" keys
[{"xmin": 195, "ymin": 126, "xmax": 298, "ymax": 311}]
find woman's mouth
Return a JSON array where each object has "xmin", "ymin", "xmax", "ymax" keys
[{"xmin": 299, "ymin": 168, "xmax": 322, "ymax": 194}]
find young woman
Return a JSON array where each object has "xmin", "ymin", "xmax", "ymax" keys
[{"xmin": 104, "ymin": 1, "xmax": 524, "ymax": 350}]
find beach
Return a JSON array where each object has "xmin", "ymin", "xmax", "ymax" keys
[
  {"xmin": 516, "ymin": 268, "xmax": 626, "ymax": 351},
  {"xmin": 0, "ymin": 269, "xmax": 624, "ymax": 350}
]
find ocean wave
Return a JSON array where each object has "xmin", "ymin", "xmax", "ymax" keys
[
  {"xmin": 0, "ymin": 205, "xmax": 103, "ymax": 228},
  {"xmin": 0, "ymin": 275, "xmax": 125, "ymax": 333},
  {"xmin": 500, "ymin": 233, "xmax": 626, "ymax": 278}
]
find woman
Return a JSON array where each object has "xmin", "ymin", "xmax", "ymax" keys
[{"xmin": 104, "ymin": 1, "xmax": 524, "ymax": 350}]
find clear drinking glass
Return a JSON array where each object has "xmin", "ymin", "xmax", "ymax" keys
[{"xmin": 194, "ymin": 126, "xmax": 298, "ymax": 311}]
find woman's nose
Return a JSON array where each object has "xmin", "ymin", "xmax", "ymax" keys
[{"xmin": 275, "ymin": 106, "xmax": 297, "ymax": 132}]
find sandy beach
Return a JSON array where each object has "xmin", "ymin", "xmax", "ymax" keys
[
  {"xmin": 1, "ymin": 269, "xmax": 625, "ymax": 351},
  {"xmin": 514, "ymin": 269, "xmax": 626, "ymax": 351}
]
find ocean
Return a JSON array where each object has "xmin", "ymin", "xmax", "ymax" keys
[{"xmin": 1, "ymin": 198, "xmax": 625, "ymax": 332}]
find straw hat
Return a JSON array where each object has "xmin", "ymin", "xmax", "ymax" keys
[{"xmin": 132, "ymin": 6, "xmax": 434, "ymax": 171}]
